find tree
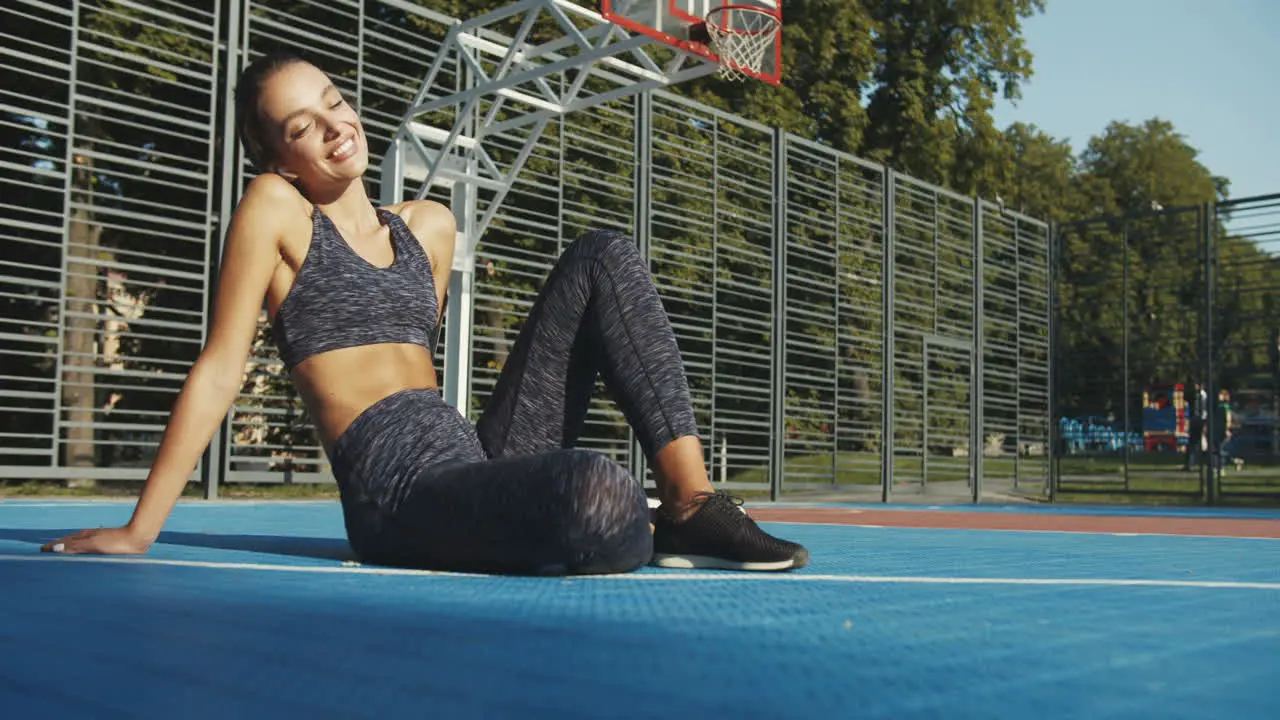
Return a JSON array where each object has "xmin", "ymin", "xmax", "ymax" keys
[
  {"xmin": 996, "ymin": 122, "xmax": 1077, "ymax": 222},
  {"xmin": 674, "ymin": 0, "xmax": 1045, "ymax": 185},
  {"xmin": 1054, "ymin": 118, "xmax": 1232, "ymax": 423},
  {"xmin": 1076, "ymin": 118, "xmax": 1227, "ymax": 215}
]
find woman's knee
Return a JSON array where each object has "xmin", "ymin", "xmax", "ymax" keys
[
  {"xmin": 561, "ymin": 452, "xmax": 646, "ymax": 527},
  {"xmin": 564, "ymin": 229, "xmax": 642, "ymax": 267},
  {"xmin": 558, "ymin": 451, "xmax": 652, "ymax": 572}
]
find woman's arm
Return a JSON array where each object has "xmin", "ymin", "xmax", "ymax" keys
[
  {"xmin": 43, "ymin": 175, "xmax": 296, "ymax": 554},
  {"xmin": 402, "ymin": 199, "xmax": 456, "ymax": 325}
]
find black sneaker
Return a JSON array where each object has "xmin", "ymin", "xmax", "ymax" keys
[{"xmin": 650, "ymin": 491, "xmax": 809, "ymax": 571}]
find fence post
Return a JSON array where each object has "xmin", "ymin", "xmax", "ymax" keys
[
  {"xmin": 631, "ymin": 91, "xmax": 652, "ymax": 488},
  {"xmin": 205, "ymin": 0, "xmax": 245, "ymax": 500},
  {"xmin": 1049, "ymin": 219, "xmax": 1059, "ymax": 499},
  {"xmin": 1122, "ymin": 221, "xmax": 1131, "ymax": 488},
  {"xmin": 768, "ymin": 127, "xmax": 788, "ymax": 502},
  {"xmin": 50, "ymin": 0, "xmax": 83, "ymax": 482},
  {"xmin": 971, "ymin": 201, "xmax": 984, "ymax": 503},
  {"xmin": 881, "ymin": 168, "xmax": 896, "ymax": 503},
  {"xmin": 1202, "ymin": 201, "xmax": 1217, "ymax": 505}
]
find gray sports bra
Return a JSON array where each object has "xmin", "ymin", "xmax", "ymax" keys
[{"xmin": 271, "ymin": 206, "xmax": 439, "ymax": 371}]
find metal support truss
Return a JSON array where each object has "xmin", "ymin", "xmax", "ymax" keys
[
  {"xmin": 382, "ymin": 0, "xmax": 718, "ymax": 412},
  {"xmin": 390, "ymin": 0, "xmax": 717, "ymax": 234}
]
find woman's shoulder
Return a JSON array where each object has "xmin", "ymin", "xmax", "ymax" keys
[
  {"xmin": 386, "ymin": 199, "xmax": 454, "ymax": 229},
  {"xmin": 232, "ymin": 174, "xmax": 312, "ymax": 237},
  {"xmin": 385, "ymin": 199, "xmax": 457, "ymax": 263},
  {"xmin": 241, "ymin": 172, "xmax": 308, "ymax": 205}
]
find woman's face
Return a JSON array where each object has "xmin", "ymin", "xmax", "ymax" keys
[{"xmin": 257, "ymin": 61, "xmax": 368, "ymax": 187}]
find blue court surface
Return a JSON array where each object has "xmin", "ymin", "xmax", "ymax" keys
[{"xmin": 2, "ymin": 499, "xmax": 1277, "ymax": 719}]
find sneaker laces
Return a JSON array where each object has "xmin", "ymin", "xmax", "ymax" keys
[
  {"xmin": 700, "ymin": 490, "xmax": 744, "ymax": 509},
  {"xmin": 671, "ymin": 490, "xmax": 748, "ymax": 520}
]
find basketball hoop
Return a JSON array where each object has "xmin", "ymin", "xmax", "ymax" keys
[{"xmin": 702, "ymin": 4, "xmax": 781, "ymax": 82}]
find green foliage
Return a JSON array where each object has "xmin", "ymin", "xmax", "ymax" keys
[
  {"xmin": 1052, "ymin": 118, "xmax": 1274, "ymax": 429},
  {"xmin": 673, "ymin": 0, "xmax": 1044, "ymax": 188},
  {"xmin": 1077, "ymin": 119, "xmax": 1228, "ymax": 213}
]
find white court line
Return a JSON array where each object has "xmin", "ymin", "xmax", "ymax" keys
[{"xmin": 0, "ymin": 554, "xmax": 1277, "ymax": 589}]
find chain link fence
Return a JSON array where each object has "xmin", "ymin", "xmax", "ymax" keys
[{"xmin": 1053, "ymin": 193, "xmax": 1280, "ymax": 504}]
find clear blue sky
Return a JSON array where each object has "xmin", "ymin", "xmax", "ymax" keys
[{"xmin": 992, "ymin": 0, "xmax": 1279, "ymax": 200}]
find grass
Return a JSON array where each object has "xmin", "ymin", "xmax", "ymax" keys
[
  {"xmin": 728, "ymin": 451, "xmax": 1045, "ymax": 488},
  {"xmin": 1054, "ymin": 449, "xmax": 1280, "ymax": 506}
]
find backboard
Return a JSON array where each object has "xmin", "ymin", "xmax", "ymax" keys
[{"xmin": 600, "ymin": 1, "xmax": 782, "ymax": 85}]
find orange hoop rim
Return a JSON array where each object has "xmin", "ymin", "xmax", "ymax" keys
[{"xmin": 704, "ymin": 4, "xmax": 782, "ymax": 36}]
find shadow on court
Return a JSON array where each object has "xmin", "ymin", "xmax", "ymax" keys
[{"xmin": 0, "ymin": 528, "xmax": 356, "ymax": 561}]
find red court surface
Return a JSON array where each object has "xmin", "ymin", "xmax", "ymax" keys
[{"xmin": 750, "ymin": 507, "xmax": 1280, "ymax": 539}]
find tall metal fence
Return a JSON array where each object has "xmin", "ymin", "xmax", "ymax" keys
[
  {"xmin": 1053, "ymin": 193, "xmax": 1280, "ymax": 504},
  {"xmin": 1, "ymin": 0, "xmax": 1051, "ymax": 503}
]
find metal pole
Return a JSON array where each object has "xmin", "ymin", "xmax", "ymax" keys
[
  {"xmin": 833, "ymin": 157, "xmax": 842, "ymax": 488},
  {"xmin": 1048, "ymin": 221, "xmax": 1058, "ymax": 502},
  {"xmin": 971, "ymin": 200, "xmax": 984, "ymax": 503},
  {"xmin": 933, "ymin": 194, "xmax": 939, "ymax": 336},
  {"xmin": 52, "ymin": 0, "xmax": 83, "ymax": 475},
  {"xmin": 630, "ymin": 91, "xmax": 652, "ymax": 487},
  {"xmin": 444, "ymin": 182, "xmax": 476, "ymax": 415},
  {"xmin": 711, "ymin": 114, "xmax": 720, "ymax": 490},
  {"xmin": 881, "ymin": 168, "xmax": 896, "ymax": 503},
  {"xmin": 1014, "ymin": 214, "xmax": 1022, "ymax": 489},
  {"xmin": 205, "ymin": 0, "xmax": 243, "ymax": 500},
  {"xmin": 355, "ymin": 2, "xmax": 366, "ymax": 114},
  {"xmin": 558, "ymin": 84, "xmax": 566, "ymax": 256},
  {"xmin": 923, "ymin": 343, "xmax": 930, "ymax": 493},
  {"xmin": 442, "ymin": 38, "xmax": 479, "ymax": 417},
  {"xmin": 1202, "ymin": 202, "xmax": 1217, "ymax": 504},
  {"xmin": 769, "ymin": 127, "xmax": 788, "ymax": 502},
  {"xmin": 1122, "ymin": 222, "xmax": 1130, "ymax": 488},
  {"xmin": 380, "ymin": 138, "xmax": 405, "ymax": 205}
]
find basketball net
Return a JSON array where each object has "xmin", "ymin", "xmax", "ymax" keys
[{"xmin": 704, "ymin": 5, "xmax": 781, "ymax": 82}]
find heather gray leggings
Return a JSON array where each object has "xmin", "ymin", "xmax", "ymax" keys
[{"xmin": 329, "ymin": 230, "xmax": 700, "ymax": 575}]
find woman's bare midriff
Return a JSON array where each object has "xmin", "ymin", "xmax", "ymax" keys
[{"xmin": 288, "ymin": 343, "xmax": 439, "ymax": 452}]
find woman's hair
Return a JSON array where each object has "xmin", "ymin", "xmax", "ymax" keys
[{"xmin": 234, "ymin": 49, "xmax": 309, "ymax": 172}]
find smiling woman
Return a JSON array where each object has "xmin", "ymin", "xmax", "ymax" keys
[
  {"xmin": 233, "ymin": 51, "xmax": 366, "ymax": 182},
  {"xmin": 40, "ymin": 49, "xmax": 809, "ymax": 576}
]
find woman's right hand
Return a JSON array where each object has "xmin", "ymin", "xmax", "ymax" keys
[
  {"xmin": 74, "ymin": 175, "xmax": 297, "ymax": 557},
  {"xmin": 41, "ymin": 526, "xmax": 151, "ymax": 556}
]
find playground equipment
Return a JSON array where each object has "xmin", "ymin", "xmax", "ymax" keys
[
  {"xmin": 1142, "ymin": 382, "xmax": 1188, "ymax": 452},
  {"xmin": 1058, "ymin": 382, "xmax": 1192, "ymax": 455}
]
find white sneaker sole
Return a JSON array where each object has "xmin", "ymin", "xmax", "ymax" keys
[{"xmin": 649, "ymin": 553, "xmax": 803, "ymax": 572}]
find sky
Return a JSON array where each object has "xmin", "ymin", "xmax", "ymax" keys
[{"xmin": 992, "ymin": 0, "xmax": 1280, "ymax": 201}]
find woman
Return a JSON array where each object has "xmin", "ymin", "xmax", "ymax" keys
[{"xmin": 41, "ymin": 51, "xmax": 809, "ymax": 575}]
